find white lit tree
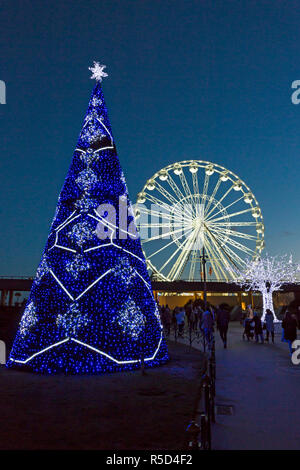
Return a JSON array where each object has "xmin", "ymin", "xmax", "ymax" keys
[{"xmin": 233, "ymin": 255, "xmax": 300, "ymax": 322}]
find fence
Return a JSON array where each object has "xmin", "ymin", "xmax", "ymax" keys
[{"xmin": 163, "ymin": 321, "xmax": 217, "ymax": 450}]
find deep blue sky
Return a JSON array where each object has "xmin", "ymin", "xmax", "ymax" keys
[{"xmin": 0, "ymin": 0, "xmax": 300, "ymax": 276}]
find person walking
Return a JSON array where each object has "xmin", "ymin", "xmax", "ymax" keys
[
  {"xmin": 161, "ymin": 305, "xmax": 171, "ymax": 336},
  {"xmin": 189, "ymin": 305, "xmax": 198, "ymax": 331},
  {"xmin": 201, "ymin": 308, "xmax": 214, "ymax": 346},
  {"xmin": 264, "ymin": 309, "xmax": 275, "ymax": 343},
  {"xmin": 217, "ymin": 305, "xmax": 230, "ymax": 348},
  {"xmin": 243, "ymin": 305, "xmax": 254, "ymax": 341},
  {"xmin": 282, "ymin": 310, "xmax": 297, "ymax": 355},
  {"xmin": 195, "ymin": 306, "xmax": 203, "ymax": 330},
  {"xmin": 175, "ymin": 307, "xmax": 185, "ymax": 337},
  {"xmin": 184, "ymin": 300, "xmax": 192, "ymax": 328},
  {"xmin": 253, "ymin": 312, "xmax": 264, "ymax": 343}
]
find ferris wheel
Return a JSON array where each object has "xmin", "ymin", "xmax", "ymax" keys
[{"xmin": 135, "ymin": 160, "xmax": 264, "ymax": 282}]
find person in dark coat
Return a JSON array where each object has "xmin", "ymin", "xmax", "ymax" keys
[
  {"xmin": 161, "ymin": 306, "xmax": 171, "ymax": 336},
  {"xmin": 253, "ymin": 312, "xmax": 264, "ymax": 343},
  {"xmin": 201, "ymin": 309, "xmax": 214, "ymax": 345},
  {"xmin": 264, "ymin": 309, "xmax": 275, "ymax": 343},
  {"xmin": 243, "ymin": 306, "xmax": 254, "ymax": 341},
  {"xmin": 217, "ymin": 306, "xmax": 230, "ymax": 348},
  {"xmin": 282, "ymin": 311, "xmax": 298, "ymax": 354}
]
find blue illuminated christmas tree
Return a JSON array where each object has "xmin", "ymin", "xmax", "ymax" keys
[{"xmin": 7, "ymin": 62, "xmax": 169, "ymax": 374}]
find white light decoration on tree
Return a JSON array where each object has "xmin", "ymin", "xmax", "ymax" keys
[
  {"xmin": 56, "ymin": 303, "xmax": 90, "ymax": 336},
  {"xmin": 114, "ymin": 297, "xmax": 146, "ymax": 340},
  {"xmin": 80, "ymin": 122, "xmax": 107, "ymax": 144},
  {"xmin": 89, "ymin": 61, "xmax": 108, "ymax": 82},
  {"xmin": 80, "ymin": 148, "xmax": 99, "ymax": 166},
  {"xmin": 233, "ymin": 254, "xmax": 300, "ymax": 322},
  {"xmin": 66, "ymin": 254, "xmax": 90, "ymax": 278},
  {"xmin": 68, "ymin": 221, "xmax": 95, "ymax": 247},
  {"xmin": 19, "ymin": 302, "xmax": 38, "ymax": 337},
  {"xmin": 35, "ymin": 255, "xmax": 50, "ymax": 285},
  {"xmin": 75, "ymin": 195, "xmax": 97, "ymax": 213},
  {"xmin": 91, "ymin": 96, "xmax": 102, "ymax": 107},
  {"xmin": 76, "ymin": 168, "xmax": 98, "ymax": 191},
  {"xmin": 111, "ymin": 258, "xmax": 137, "ymax": 286}
]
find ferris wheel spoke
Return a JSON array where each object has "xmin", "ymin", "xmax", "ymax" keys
[
  {"xmin": 154, "ymin": 180, "xmax": 184, "ymax": 207},
  {"xmin": 211, "ymin": 238, "xmax": 247, "ymax": 271},
  {"xmin": 159, "ymin": 230, "xmax": 193, "ymax": 274},
  {"xmin": 167, "ymin": 175, "xmax": 194, "ymax": 217},
  {"xmin": 203, "ymin": 238, "xmax": 224, "ymax": 281},
  {"xmin": 208, "ymin": 229, "xmax": 250, "ymax": 265},
  {"xmin": 206, "ymin": 195, "xmax": 244, "ymax": 223},
  {"xmin": 166, "ymin": 174, "xmax": 187, "ymax": 204},
  {"xmin": 138, "ymin": 222, "xmax": 182, "ymax": 229},
  {"xmin": 204, "ymin": 233, "xmax": 231, "ymax": 279},
  {"xmin": 204, "ymin": 224, "xmax": 242, "ymax": 269},
  {"xmin": 192, "ymin": 172, "xmax": 201, "ymax": 214},
  {"xmin": 204, "ymin": 177, "xmax": 222, "ymax": 216},
  {"xmin": 212, "ymin": 221, "xmax": 257, "ymax": 227},
  {"xmin": 138, "ymin": 206, "xmax": 181, "ymax": 224},
  {"xmin": 188, "ymin": 250, "xmax": 199, "ymax": 281},
  {"xmin": 179, "ymin": 171, "xmax": 195, "ymax": 215},
  {"xmin": 200, "ymin": 172, "xmax": 210, "ymax": 213},
  {"xmin": 144, "ymin": 193, "xmax": 189, "ymax": 220},
  {"xmin": 205, "ymin": 184, "xmax": 234, "ymax": 219},
  {"xmin": 214, "ymin": 232, "xmax": 257, "ymax": 257},
  {"xmin": 167, "ymin": 227, "xmax": 199, "ymax": 280},
  {"xmin": 142, "ymin": 224, "xmax": 191, "ymax": 243},
  {"xmin": 209, "ymin": 207, "xmax": 253, "ymax": 224},
  {"xmin": 148, "ymin": 235, "xmax": 186, "ymax": 259},
  {"xmin": 209, "ymin": 225, "xmax": 257, "ymax": 241}
]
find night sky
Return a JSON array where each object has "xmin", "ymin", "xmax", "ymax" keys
[{"xmin": 0, "ymin": 0, "xmax": 300, "ymax": 276}]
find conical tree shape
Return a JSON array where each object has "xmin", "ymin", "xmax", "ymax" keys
[{"xmin": 7, "ymin": 64, "xmax": 169, "ymax": 374}]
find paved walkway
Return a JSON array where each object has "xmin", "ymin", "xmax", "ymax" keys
[{"xmin": 211, "ymin": 322, "xmax": 300, "ymax": 450}]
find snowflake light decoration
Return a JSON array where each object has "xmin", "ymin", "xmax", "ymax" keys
[
  {"xmin": 111, "ymin": 258, "xmax": 137, "ymax": 286},
  {"xmin": 66, "ymin": 254, "xmax": 90, "ymax": 279},
  {"xmin": 68, "ymin": 221, "xmax": 95, "ymax": 247},
  {"xmin": 76, "ymin": 169, "xmax": 98, "ymax": 191},
  {"xmin": 74, "ymin": 195, "xmax": 97, "ymax": 213},
  {"xmin": 91, "ymin": 96, "xmax": 102, "ymax": 107},
  {"xmin": 56, "ymin": 302, "xmax": 89, "ymax": 336},
  {"xmin": 19, "ymin": 302, "xmax": 38, "ymax": 337},
  {"xmin": 114, "ymin": 297, "xmax": 146, "ymax": 340},
  {"xmin": 80, "ymin": 123, "xmax": 107, "ymax": 145},
  {"xmin": 80, "ymin": 148, "xmax": 99, "ymax": 167},
  {"xmin": 89, "ymin": 61, "xmax": 108, "ymax": 82}
]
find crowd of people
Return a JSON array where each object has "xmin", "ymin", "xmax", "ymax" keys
[
  {"xmin": 159, "ymin": 300, "xmax": 230, "ymax": 348},
  {"xmin": 159, "ymin": 300, "xmax": 299, "ymax": 355},
  {"xmin": 242, "ymin": 305, "xmax": 299, "ymax": 353}
]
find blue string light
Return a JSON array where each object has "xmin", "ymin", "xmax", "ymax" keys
[{"xmin": 7, "ymin": 78, "xmax": 169, "ymax": 374}]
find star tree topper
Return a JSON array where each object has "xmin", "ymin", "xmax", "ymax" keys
[{"xmin": 89, "ymin": 61, "xmax": 108, "ymax": 82}]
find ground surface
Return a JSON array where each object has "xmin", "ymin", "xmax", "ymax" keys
[
  {"xmin": 176, "ymin": 322, "xmax": 300, "ymax": 450},
  {"xmin": 0, "ymin": 341, "xmax": 203, "ymax": 450}
]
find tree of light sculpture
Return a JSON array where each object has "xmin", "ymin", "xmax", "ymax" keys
[{"xmin": 233, "ymin": 255, "xmax": 300, "ymax": 322}]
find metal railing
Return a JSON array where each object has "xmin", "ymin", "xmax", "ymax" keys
[
  {"xmin": 164, "ymin": 322, "xmax": 212, "ymax": 354},
  {"xmin": 185, "ymin": 334, "xmax": 216, "ymax": 450}
]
